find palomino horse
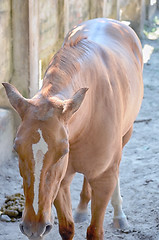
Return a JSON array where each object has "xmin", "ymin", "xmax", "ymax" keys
[{"xmin": 3, "ymin": 18, "xmax": 143, "ymax": 240}]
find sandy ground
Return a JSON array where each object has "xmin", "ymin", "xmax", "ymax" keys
[{"xmin": 0, "ymin": 13, "xmax": 159, "ymax": 240}]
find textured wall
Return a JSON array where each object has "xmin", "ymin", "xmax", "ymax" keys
[
  {"xmin": 0, "ymin": 0, "xmax": 152, "ymax": 105},
  {"xmin": 0, "ymin": 109, "xmax": 14, "ymax": 164},
  {"xmin": 0, "ymin": 0, "xmax": 148, "ymax": 100},
  {"xmin": 64, "ymin": 0, "xmax": 89, "ymax": 35},
  {"xmin": 39, "ymin": 0, "xmax": 58, "ymax": 53},
  {"xmin": 11, "ymin": 0, "xmax": 30, "ymax": 98},
  {"xmin": 0, "ymin": 1, "xmax": 12, "ymax": 90},
  {"xmin": 39, "ymin": 0, "xmax": 59, "ymax": 79},
  {"xmin": 119, "ymin": 0, "xmax": 146, "ymax": 36}
]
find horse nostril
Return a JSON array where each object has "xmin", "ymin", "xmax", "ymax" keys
[
  {"xmin": 19, "ymin": 223, "xmax": 25, "ymax": 235},
  {"xmin": 19, "ymin": 223, "xmax": 32, "ymax": 237},
  {"xmin": 43, "ymin": 223, "xmax": 53, "ymax": 236}
]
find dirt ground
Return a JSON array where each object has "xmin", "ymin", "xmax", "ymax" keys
[{"xmin": 0, "ymin": 12, "xmax": 159, "ymax": 240}]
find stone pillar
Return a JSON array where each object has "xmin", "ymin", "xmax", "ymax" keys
[
  {"xmin": 29, "ymin": 0, "xmax": 39, "ymax": 97},
  {"xmin": 12, "ymin": 0, "xmax": 40, "ymax": 98},
  {"xmin": 11, "ymin": 0, "xmax": 30, "ymax": 98}
]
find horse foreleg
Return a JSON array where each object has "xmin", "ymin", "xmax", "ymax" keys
[
  {"xmin": 54, "ymin": 174, "xmax": 75, "ymax": 240},
  {"xmin": 74, "ymin": 176, "xmax": 91, "ymax": 223},
  {"xmin": 87, "ymin": 169, "xmax": 118, "ymax": 240},
  {"xmin": 111, "ymin": 178, "xmax": 128, "ymax": 229}
]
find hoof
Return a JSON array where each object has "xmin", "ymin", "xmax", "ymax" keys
[
  {"xmin": 74, "ymin": 210, "xmax": 88, "ymax": 223},
  {"xmin": 113, "ymin": 216, "xmax": 129, "ymax": 229}
]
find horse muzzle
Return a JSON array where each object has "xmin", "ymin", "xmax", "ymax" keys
[{"xmin": 19, "ymin": 221, "xmax": 53, "ymax": 239}]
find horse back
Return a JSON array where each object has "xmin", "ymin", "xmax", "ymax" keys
[{"xmin": 64, "ymin": 18, "xmax": 143, "ymax": 138}]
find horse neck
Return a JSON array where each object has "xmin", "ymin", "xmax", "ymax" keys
[{"xmin": 39, "ymin": 41, "xmax": 94, "ymax": 100}]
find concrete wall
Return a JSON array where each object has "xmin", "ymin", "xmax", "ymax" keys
[{"xmin": 0, "ymin": 109, "xmax": 14, "ymax": 165}]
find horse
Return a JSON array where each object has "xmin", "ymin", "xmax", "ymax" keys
[{"xmin": 3, "ymin": 18, "xmax": 143, "ymax": 240}]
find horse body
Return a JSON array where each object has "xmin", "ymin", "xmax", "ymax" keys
[
  {"xmin": 3, "ymin": 18, "xmax": 143, "ymax": 240},
  {"xmin": 63, "ymin": 18, "xmax": 143, "ymax": 177}
]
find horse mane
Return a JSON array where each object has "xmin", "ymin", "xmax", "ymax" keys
[
  {"xmin": 47, "ymin": 36, "xmax": 91, "ymax": 76},
  {"xmin": 42, "ymin": 37, "xmax": 96, "ymax": 96}
]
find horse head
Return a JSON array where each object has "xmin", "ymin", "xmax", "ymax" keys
[{"xmin": 3, "ymin": 83, "xmax": 87, "ymax": 239}]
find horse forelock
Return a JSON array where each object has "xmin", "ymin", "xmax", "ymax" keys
[{"xmin": 27, "ymin": 96, "xmax": 64, "ymax": 122}]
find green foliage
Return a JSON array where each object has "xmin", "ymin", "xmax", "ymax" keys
[{"xmin": 143, "ymin": 15, "xmax": 159, "ymax": 40}]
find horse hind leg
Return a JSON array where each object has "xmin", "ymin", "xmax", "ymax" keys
[
  {"xmin": 111, "ymin": 126, "xmax": 133, "ymax": 229},
  {"xmin": 74, "ymin": 176, "xmax": 91, "ymax": 223},
  {"xmin": 111, "ymin": 178, "xmax": 129, "ymax": 229},
  {"xmin": 122, "ymin": 125, "xmax": 133, "ymax": 148}
]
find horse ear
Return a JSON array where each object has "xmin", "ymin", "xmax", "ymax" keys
[
  {"xmin": 62, "ymin": 88, "xmax": 88, "ymax": 121},
  {"xmin": 2, "ymin": 83, "xmax": 30, "ymax": 119}
]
